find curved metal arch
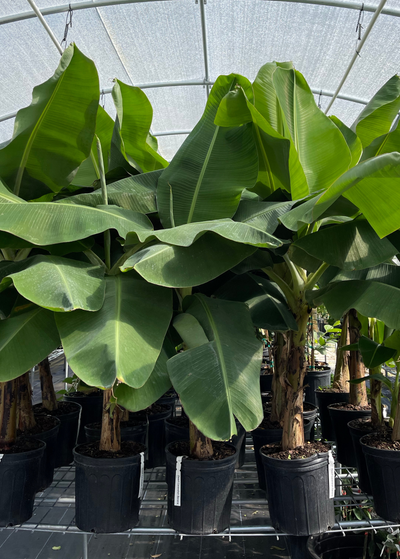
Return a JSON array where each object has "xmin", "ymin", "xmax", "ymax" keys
[{"xmin": 1, "ymin": 0, "xmax": 400, "ymax": 26}]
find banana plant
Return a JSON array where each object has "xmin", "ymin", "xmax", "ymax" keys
[{"xmin": 212, "ymin": 66, "xmax": 400, "ymax": 450}]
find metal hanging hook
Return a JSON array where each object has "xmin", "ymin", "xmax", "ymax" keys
[{"xmin": 61, "ymin": 4, "xmax": 73, "ymax": 50}]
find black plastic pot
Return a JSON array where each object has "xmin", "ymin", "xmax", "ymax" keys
[
  {"xmin": 361, "ymin": 435, "xmax": 400, "ymax": 522},
  {"xmin": 165, "ymin": 441, "xmax": 237, "ymax": 534},
  {"xmin": 348, "ymin": 419, "xmax": 373, "ymax": 494},
  {"xmin": 251, "ymin": 426, "xmax": 282, "ymax": 491},
  {"xmin": 138, "ymin": 405, "xmax": 172, "ymax": 469},
  {"xmin": 84, "ymin": 421, "xmax": 147, "ymax": 445},
  {"xmin": 0, "ymin": 441, "xmax": 45, "ymax": 527},
  {"xmin": 157, "ymin": 391, "xmax": 178, "ymax": 416},
  {"xmin": 307, "ymin": 532, "xmax": 379, "ymax": 558},
  {"xmin": 231, "ymin": 421, "xmax": 246, "ymax": 469},
  {"xmin": 261, "ymin": 446, "xmax": 335, "ymax": 536},
  {"xmin": 303, "ymin": 403, "xmax": 318, "ymax": 442},
  {"xmin": 54, "ymin": 402, "xmax": 81, "ymax": 467},
  {"xmin": 328, "ymin": 404, "xmax": 371, "ymax": 467},
  {"xmin": 304, "ymin": 367, "xmax": 331, "ymax": 406},
  {"xmin": 63, "ymin": 391, "xmax": 103, "ymax": 444},
  {"xmin": 303, "ymin": 418, "xmax": 312, "ymax": 442},
  {"xmin": 35, "ymin": 418, "xmax": 61, "ymax": 491},
  {"xmin": 315, "ymin": 390, "xmax": 349, "ymax": 441},
  {"xmin": 260, "ymin": 373, "xmax": 273, "ymax": 393},
  {"xmin": 73, "ymin": 443, "xmax": 145, "ymax": 533}
]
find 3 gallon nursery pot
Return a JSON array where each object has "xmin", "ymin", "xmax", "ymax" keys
[
  {"xmin": 34, "ymin": 416, "xmax": 61, "ymax": 491},
  {"xmin": 74, "ymin": 441, "xmax": 146, "ymax": 533},
  {"xmin": 34, "ymin": 401, "xmax": 81, "ymax": 468},
  {"xmin": 0, "ymin": 439, "xmax": 45, "ymax": 527},
  {"xmin": 361, "ymin": 433, "xmax": 400, "ymax": 522},
  {"xmin": 165, "ymin": 441, "xmax": 237, "ymax": 534},
  {"xmin": 315, "ymin": 390, "xmax": 349, "ymax": 441},
  {"xmin": 84, "ymin": 420, "xmax": 147, "ymax": 445},
  {"xmin": 348, "ymin": 418, "xmax": 375, "ymax": 494},
  {"xmin": 328, "ymin": 404, "xmax": 371, "ymax": 467},
  {"xmin": 261, "ymin": 444, "xmax": 335, "ymax": 536},
  {"xmin": 131, "ymin": 404, "xmax": 172, "ymax": 468},
  {"xmin": 304, "ymin": 367, "xmax": 331, "ymax": 406},
  {"xmin": 165, "ymin": 417, "xmax": 246, "ymax": 469},
  {"xmin": 303, "ymin": 403, "xmax": 318, "ymax": 441},
  {"xmin": 64, "ymin": 391, "xmax": 103, "ymax": 444}
]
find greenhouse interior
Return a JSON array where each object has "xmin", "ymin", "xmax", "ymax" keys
[{"xmin": 1, "ymin": 0, "xmax": 400, "ymax": 558}]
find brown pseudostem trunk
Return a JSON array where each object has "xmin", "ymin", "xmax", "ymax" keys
[
  {"xmin": 99, "ymin": 389, "xmax": 121, "ymax": 452},
  {"xmin": 348, "ymin": 309, "xmax": 368, "ymax": 407},
  {"xmin": 369, "ymin": 318, "xmax": 383, "ymax": 427},
  {"xmin": 120, "ymin": 408, "xmax": 129, "ymax": 422},
  {"xmin": 310, "ymin": 308, "xmax": 317, "ymax": 368},
  {"xmin": 0, "ymin": 380, "xmax": 17, "ymax": 450},
  {"xmin": 333, "ymin": 312, "xmax": 350, "ymax": 391},
  {"xmin": 39, "ymin": 358, "xmax": 58, "ymax": 411},
  {"xmin": 17, "ymin": 372, "xmax": 37, "ymax": 432},
  {"xmin": 189, "ymin": 421, "xmax": 213, "ymax": 459},
  {"xmin": 271, "ymin": 332, "xmax": 289, "ymax": 425},
  {"xmin": 282, "ymin": 307, "xmax": 310, "ymax": 451},
  {"xmin": 391, "ymin": 364, "xmax": 400, "ymax": 442}
]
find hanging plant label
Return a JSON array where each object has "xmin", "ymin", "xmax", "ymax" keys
[
  {"xmin": 328, "ymin": 450, "xmax": 335, "ymax": 498},
  {"xmin": 138, "ymin": 452, "xmax": 145, "ymax": 499},
  {"xmin": 174, "ymin": 456, "xmax": 185, "ymax": 507},
  {"xmin": 0, "ymin": 454, "xmax": 3, "ymax": 463}
]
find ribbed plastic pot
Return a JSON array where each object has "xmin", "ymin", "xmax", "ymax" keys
[
  {"xmin": 303, "ymin": 418, "xmax": 312, "ymax": 442},
  {"xmin": 146, "ymin": 405, "xmax": 172, "ymax": 468},
  {"xmin": 54, "ymin": 402, "xmax": 81, "ymax": 467},
  {"xmin": 303, "ymin": 403, "xmax": 318, "ymax": 442},
  {"xmin": 251, "ymin": 426, "xmax": 282, "ymax": 491},
  {"xmin": 260, "ymin": 373, "xmax": 273, "ymax": 392},
  {"xmin": 304, "ymin": 368, "xmax": 331, "ymax": 406},
  {"xmin": 315, "ymin": 390, "xmax": 349, "ymax": 441},
  {"xmin": 0, "ymin": 441, "xmax": 45, "ymax": 527},
  {"xmin": 73, "ymin": 444, "xmax": 144, "ymax": 533},
  {"xmin": 84, "ymin": 422, "xmax": 147, "ymax": 445},
  {"xmin": 348, "ymin": 420, "xmax": 373, "ymax": 494},
  {"xmin": 328, "ymin": 405, "xmax": 371, "ymax": 467},
  {"xmin": 63, "ymin": 392, "xmax": 103, "ymax": 444},
  {"xmin": 261, "ymin": 447, "xmax": 335, "ymax": 536},
  {"xmin": 165, "ymin": 442, "xmax": 237, "ymax": 534},
  {"xmin": 35, "ymin": 417, "xmax": 61, "ymax": 491},
  {"xmin": 361, "ymin": 435, "xmax": 400, "ymax": 522},
  {"xmin": 307, "ymin": 532, "xmax": 375, "ymax": 558}
]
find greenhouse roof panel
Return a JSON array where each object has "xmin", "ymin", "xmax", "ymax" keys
[{"xmin": 0, "ymin": 0, "xmax": 399, "ymax": 158}]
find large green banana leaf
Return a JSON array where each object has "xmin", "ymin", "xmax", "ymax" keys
[
  {"xmin": 330, "ymin": 116, "xmax": 362, "ymax": 168},
  {"xmin": 0, "ymin": 203, "xmax": 153, "ymax": 245},
  {"xmin": 292, "ymin": 218, "xmax": 399, "ymax": 271},
  {"xmin": 0, "ymin": 45, "xmax": 99, "ymax": 199},
  {"xmin": 280, "ymin": 153, "xmax": 400, "ymax": 238},
  {"xmin": 114, "ymin": 341, "xmax": 174, "ymax": 411},
  {"xmin": 167, "ymin": 294, "xmax": 263, "ymax": 440},
  {"xmin": 109, "ymin": 80, "xmax": 167, "ymax": 174},
  {"xmin": 272, "ymin": 67, "xmax": 351, "ymax": 194},
  {"xmin": 233, "ymin": 199, "xmax": 296, "ymax": 234},
  {"xmin": 361, "ymin": 121, "xmax": 400, "ymax": 161},
  {"xmin": 55, "ymin": 274, "xmax": 172, "ymax": 389},
  {"xmin": 157, "ymin": 74, "xmax": 258, "ymax": 227},
  {"xmin": 124, "ymin": 218, "xmax": 282, "ymax": 249},
  {"xmin": 214, "ymin": 85, "xmax": 307, "ymax": 200},
  {"xmin": 0, "ymin": 181, "xmax": 23, "ymax": 204},
  {"xmin": 71, "ymin": 106, "xmax": 115, "ymax": 187},
  {"xmin": 121, "ymin": 234, "xmax": 256, "ymax": 287},
  {"xmin": 215, "ymin": 273, "xmax": 298, "ymax": 331},
  {"xmin": 307, "ymin": 280, "xmax": 400, "ymax": 330},
  {"xmin": 0, "ymin": 304, "xmax": 60, "ymax": 381},
  {"xmin": 351, "ymin": 75, "xmax": 400, "ymax": 148},
  {"xmin": 59, "ymin": 170, "xmax": 161, "ymax": 214},
  {"xmin": 0, "ymin": 256, "xmax": 105, "ymax": 312},
  {"xmin": 318, "ymin": 262, "xmax": 400, "ymax": 289}
]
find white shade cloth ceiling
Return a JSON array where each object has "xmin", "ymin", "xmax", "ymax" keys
[{"xmin": 0, "ymin": 0, "xmax": 399, "ymax": 160}]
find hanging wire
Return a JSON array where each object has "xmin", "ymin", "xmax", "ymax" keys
[
  {"xmin": 318, "ymin": 89, "xmax": 323, "ymax": 109},
  {"xmin": 100, "ymin": 89, "xmax": 105, "ymax": 109},
  {"xmin": 60, "ymin": 4, "xmax": 73, "ymax": 50},
  {"xmin": 355, "ymin": 3, "xmax": 365, "ymax": 56}
]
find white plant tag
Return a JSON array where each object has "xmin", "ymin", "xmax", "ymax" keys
[
  {"xmin": 328, "ymin": 450, "xmax": 335, "ymax": 498},
  {"xmin": 174, "ymin": 456, "xmax": 184, "ymax": 507},
  {"xmin": 138, "ymin": 452, "xmax": 145, "ymax": 499},
  {"xmin": 0, "ymin": 454, "xmax": 4, "ymax": 463}
]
